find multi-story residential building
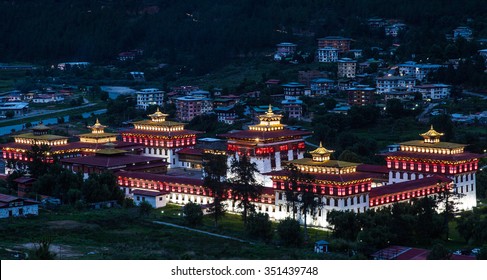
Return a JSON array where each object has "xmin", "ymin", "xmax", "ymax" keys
[
  {"xmin": 136, "ymin": 88, "xmax": 164, "ymax": 110},
  {"xmin": 368, "ymin": 18, "xmax": 386, "ymax": 29},
  {"xmin": 478, "ymin": 49, "xmax": 487, "ymax": 61},
  {"xmin": 397, "ymin": 61, "xmax": 443, "ymax": 81},
  {"xmin": 385, "ymin": 23, "xmax": 407, "ymax": 37},
  {"xmin": 175, "ymin": 96, "xmax": 213, "ymax": 122},
  {"xmin": 276, "ymin": 42, "xmax": 297, "ymax": 56},
  {"xmin": 376, "ymin": 76, "xmax": 416, "ymax": 94},
  {"xmin": 120, "ymin": 108, "xmax": 202, "ymax": 167},
  {"xmin": 214, "ymin": 106, "xmax": 237, "ymax": 125},
  {"xmin": 337, "ymin": 58, "xmax": 357, "ymax": 78},
  {"xmin": 349, "ymin": 49, "xmax": 363, "ymax": 59},
  {"xmin": 310, "ymin": 78, "xmax": 335, "ymax": 95},
  {"xmin": 383, "ymin": 126, "xmax": 482, "ymax": 210},
  {"xmin": 412, "ymin": 84, "xmax": 451, "ymax": 100},
  {"xmin": 317, "ymin": 36, "xmax": 352, "ymax": 53},
  {"xmin": 281, "ymin": 97, "xmax": 303, "ymax": 120},
  {"xmin": 453, "ymin": 26, "xmax": 473, "ymax": 41},
  {"xmin": 317, "ymin": 47, "xmax": 339, "ymax": 63},
  {"xmin": 282, "ymin": 82, "xmax": 306, "ymax": 99},
  {"xmin": 384, "ymin": 88, "xmax": 415, "ymax": 102},
  {"xmin": 347, "ymin": 86, "xmax": 376, "ymax": 106},
  {"xmin": 298, "ymin": 70, "xmax": 328, "ymax": 86}
]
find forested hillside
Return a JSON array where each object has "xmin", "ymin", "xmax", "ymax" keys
[{"xmin": 2, "ymin": 0, "xmax": 487, "ymax": 73}]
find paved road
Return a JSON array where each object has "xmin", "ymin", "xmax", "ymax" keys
[
  {"xmin": 0, "ymin": 103, "xmax": 98, "ymax": 125},
  {"xmin": 417, "ymin": 103, "xmax": 438, "ymax": 123},
  {"xmin": 463, "ymin": 90, "xmax": 487, "ymax": 99},
  {"xmin": 152, "ymin": 221, "xmax": 254, "ymax": 244}
]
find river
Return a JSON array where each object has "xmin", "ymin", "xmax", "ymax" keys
[{"xmin": 0, "ymin": 109, "xmax": 107, "ymax": 136}]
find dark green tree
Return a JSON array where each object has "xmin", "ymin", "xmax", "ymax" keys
[
  {"xmin": 202, "ymin": 153, "xmax": 228, "ymax": 227},
  {"xmin": 246, "ymin": 212, "xmax": 273, "ymax": 242},
  {"xmin": 229, "ymin": 154, "xmax": 263, "ymax": 224},
  {"xmin": 283, "ymin": 163, "xmax": 302, "ymax": 219},
  {"xmin": 31, "ymin": 236, "xmax": 56, "ymax": 260},
  {"xmin": 427, "ymin": 243, "xmax": 451, "ymax": 260},
  {"xmin": 27, "ymin": 144, "xmax": 52, "ymax": 178},
  {"xmin": 477, "ymin": 245, "xmax": 487, "ymax": 260},
  {"xmin": 277, "ymin": 217, "xmax": 303, "ymax": 247},
  {"xmin": 296, "ymin": 172, "xmax": 321, "ymax": 241},
  {"xmin": 327, "ymin": 210, "xmax": 362, "ymax": 241},
  {"xmin": 138, "ymin": 201, "xmax": 153, "ymax": 216},
  {"xmin": 436, "ymin": 181, "xmax": 465, "ymax": 241},
  {"xmin": 183, "ymin": 202, "xmax": 204, "ymax": 227}
]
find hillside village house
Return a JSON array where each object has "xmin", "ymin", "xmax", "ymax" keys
[
  {"xmin": 412, "ymin": 84, "xmax": 451, "ymax": 100},
  {"xmin": 214, "ymin": 106, "xmax": 237, "ymax": 125},
  {"xmin": 397, "ymin": 61, "xmax": 443, "ymax": 81},
  {"xmin": 275, "ymin": 42, "xmax": 297, "ymax": 56},
  {"xmin": 337, "ymin": 58, "xmax": 357, "ymax": 78},
  {"xmin": 0, "ymin": 102, "xmax": 29, "ymax": 117},
  {"xmin": 310, "ymin": 78, "xmax": 335, "ymax": 95},
  {"xmin": 317, "ymin": 36, "xmax": 352, "ymax": 53},
  {"xmin": 175, "ymin": 95, "xmax": 213, "ymax": 122},
  {"xmin": 282, "ymin": 82, "xmax": 306, "ymax": 100},
  {"xmin": 0, "ymin": 194, "xmax": 39, "ymax": 218},
  {"xmin": 317, "ymin": 47, "xmax": 339, "ymax": 63},
  {"xmin": 453, "ymin": 26, "xmax": 473, "ymax": 41},
  {"xmin": 136, "ymin": 88, "xmax": 164, "ymax": 110},
  {"xmin": 281, "ymin": 97, "xmax": 303, "ymax": 120},
  {"xmin": 347, "ymin": 86, "xmax": 376, "ymax": 106},
  {"xmin": 376, "ymin": 76, "xmax": 416, "ymax": 94}
]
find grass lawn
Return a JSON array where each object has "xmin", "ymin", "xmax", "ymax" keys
[{"xmin": 0, "ymin": 205, "xmax": 338, "ymax": 260}]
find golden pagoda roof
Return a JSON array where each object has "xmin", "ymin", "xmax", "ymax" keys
[
  {"xmin": 420, "ymin": 125, "xmax": 444, "ymax": 138},
  {"xmin": 95, "ymin": 142, "xmax": 127, "ymax": 155},
  {"xmin": 88, "ymin": 118, "xmax": 107, "ymax": 130},
  {"xmin": 260, "ymin": 104, "xmax": 283, "ymax": 120},
  {"xmin": 148, "ymin": 107, "xmax": 169, "ymax": 120},
  {"xmin": 14, "ymin": 133, "xmax": 68, "ymax": 141},
  {"xmin": 309, "ymin": 142, "xmax": 334, "ymax": 155},
  {"xmin": 289, "ymin": 158, "xmax": 358, "ymax": 168},
  {"xmin": 32, "ymin": 123, "xmax": 50, "ymax": 131}
]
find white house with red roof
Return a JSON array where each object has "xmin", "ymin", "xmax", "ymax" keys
[{"xmin": 0, "ymin": 194, "xmax": 39, "ymax": 218}]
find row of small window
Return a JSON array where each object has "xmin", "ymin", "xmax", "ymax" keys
[
  {"xmin": 455, "ymin": 174, "xmax": 475, "ymax": 183},
  {"xmin": 277, "ymin": 192, "xmax": 367, "ymax": 206},
  {"xmin": 391, "ymin": 172, "xmax": 423, "ymax": 180},
  {"xmin": 146, "ymin": 148, "xmax": 169, "ymax": 156},
  {"xmin": 135, "ymin": 196, "xmax": 165, "ymax": 201},
  {"xmin": 454, "ymin": 184, "xmax": 474, "ymax": 194}
]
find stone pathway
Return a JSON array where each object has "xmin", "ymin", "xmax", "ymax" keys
[{"xmin": 152, "ymin": 221, "xmax": 254, "ymax": 244}]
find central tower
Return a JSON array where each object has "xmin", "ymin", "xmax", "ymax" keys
[{"xmin": 220, "ymin": 105, "xmax": 311, "ymax": 187}]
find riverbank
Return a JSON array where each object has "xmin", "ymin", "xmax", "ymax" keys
[{"xmin": 0, "ymin": 103, "xmax": 106, "ymax": 128}]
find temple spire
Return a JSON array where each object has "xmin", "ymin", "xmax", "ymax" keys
[
  {"xmin": 267, "ymin": 104, "xmax": 273, "ymax": 114},
  {"xmin": 88, "ymin": 118, "xmax": 107, "ymax": 134},
  {"xmin": 420, "ymin": 125, "xmax": 444, "ymax": 144},
  {"xmin": 148, "ymin": 107, "xmax": 169, "ymax": 122},
  {"xmin": 309, "ymin": 141, "xmax": 334, "ymax": 162}
]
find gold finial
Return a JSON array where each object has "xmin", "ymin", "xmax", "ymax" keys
[
  {"xmin": 95, "ymin": 118, "xmax": 100, "ymax": 125},
  {"xmin": 267, "ymin": 104, "xmax": 273, "ymax": 114},
  {"xmin": 420, "ymin": 125, "xmax": 444, "ymax": 143},
  {"xmin": 319, "ymin": 141, "xmax": 323, "ymax": 147}
]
